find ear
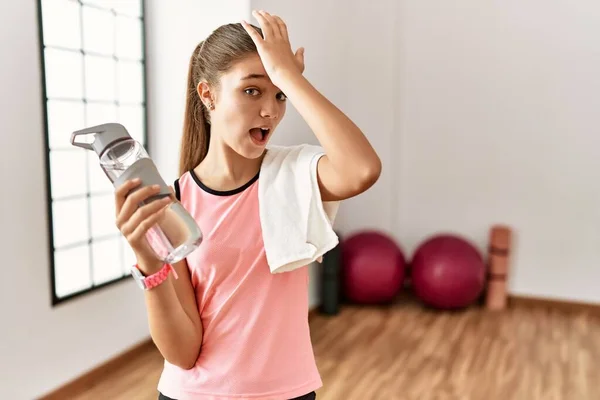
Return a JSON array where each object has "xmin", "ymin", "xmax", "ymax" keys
[{"xmin": 197, "ymin": 81, "xmax": 215, "ymax": 107}]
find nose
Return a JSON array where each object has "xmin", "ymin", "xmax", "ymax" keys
[{"xmin": 260, "ymin": 98, "xmax": 279, "ymax": 120}]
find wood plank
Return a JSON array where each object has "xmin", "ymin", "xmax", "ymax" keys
[
  {"xmin": 38, "ymin": 339, "xmax": 161, "ymax": 400},
  {"xmin": 310, "ymin": 297, "xmax": 600, "ymax": 399},
  {"xmin": 39, "ymin": 298, "xmax": 600, "ymax": 399}
]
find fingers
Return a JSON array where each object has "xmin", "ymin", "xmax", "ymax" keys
[
  {"xmin": 115, "ymin": 184, "xmax": 162, "ymax": 229},
  {"xmin": 272, "ymin": 15, "xmax": 289, "ymax": 41},
  {"xmin": 114, "ymin": 178, "xmax": 141, "ymax": 216},
  {"xmin": 241, "ymin": 19, "xmax": 263, "ymax": 45},
  {"xmin": 259, "ymin": 11, "xmax": 282, "ymax": 38},
  {"xmin": 244, "ymin": 10, "xmax": 293, "ymax": 47},
  {"xmin": 126, "ymin": 205, "xmax": 168, "ymax": 246},
  {"xmin": 252, "ymin": 10, "xmax": 275, "ymax": 40},
  {"xmin": 120, "ymin": 196, "xmax": 171, "ymax": 241}
]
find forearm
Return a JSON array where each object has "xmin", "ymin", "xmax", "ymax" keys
[
  {"xmin": 279, "ymin": 71, "xmax": 381, "ymax": 180},
  {"xmin": 141, "ymin": 264, "xmax": 202, "ymax": 369}
]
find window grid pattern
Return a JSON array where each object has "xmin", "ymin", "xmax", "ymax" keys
[{"xmin": 38, "ymin": 0, "xmax": 147, "ymax": 304}]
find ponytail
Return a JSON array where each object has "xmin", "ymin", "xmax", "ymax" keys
[{"xmin": 179, "ymin": 42, "xmax": 211, "ymax": 176}]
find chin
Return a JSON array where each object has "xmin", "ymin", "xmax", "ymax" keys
[
  {"xmin": 234, "ymin": 141, "xmax": 267, "ymax": 160},
  {"xmin": 243, "ymin": 149, "xmax": 265, "ymax": 159}
]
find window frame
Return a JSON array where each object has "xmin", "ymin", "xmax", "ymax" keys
[{"xmin": 36, "ymin": 0, "xmax": 150, "ymax": 306}]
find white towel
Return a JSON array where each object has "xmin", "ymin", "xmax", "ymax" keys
[{"xmin": 259, "ymin": 144, "xmax": 341, "ymax": 274}]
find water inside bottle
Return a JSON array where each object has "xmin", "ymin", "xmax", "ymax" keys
[{"xmin": 146, "ymin": 201, "xmax": 203, "ymax": 264}]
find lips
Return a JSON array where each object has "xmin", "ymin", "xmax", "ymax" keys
[{"xmin": 249, "ymin": 127, "xmax": 271, "ymax": 145}]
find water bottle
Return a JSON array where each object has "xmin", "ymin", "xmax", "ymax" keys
[{"xmin": 70, "ymin": 122, "xmax": 203, "ymax": 264}]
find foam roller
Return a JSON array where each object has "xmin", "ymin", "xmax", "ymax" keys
[{"xmin": 485, "ymin": 225, "xmax": 512, "ymax": 310}]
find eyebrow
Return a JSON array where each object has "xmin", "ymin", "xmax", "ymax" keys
[{"xmin": 240, "ymin": 73, "xmax": 268, "ymax": 81}]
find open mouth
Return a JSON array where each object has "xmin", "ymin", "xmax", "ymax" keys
[{"xmin": 249, "ymin": 127, "xmax": 270, "ymax": 145}]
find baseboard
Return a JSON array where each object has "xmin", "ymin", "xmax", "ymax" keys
[
  {"xmin": 38, "ymin": 337, "xmax": 155, "ymax": 400},
  {"xmin": 509, "ymin": 294, "xmax": 600, "ymax": 316},
  {"xmin": 309, "ymin": 296, "xmax": 600, "ymax": 317}
]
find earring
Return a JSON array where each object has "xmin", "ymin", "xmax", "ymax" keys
[{"xmin": 207, "ymin": 102, "xmax": 214, "ymax": 110}]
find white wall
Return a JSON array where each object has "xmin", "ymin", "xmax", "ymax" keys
[
  {"xmin": 0, "ymin": 2, "xmax": 150, "ymax": 398},
  {"xmin": 395, "ymin": 0, "xmax": 600, "ymax": 304}
]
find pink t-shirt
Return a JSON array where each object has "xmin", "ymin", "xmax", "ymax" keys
[{"xmin": 156, "ymin": 169, "xmax": 322, "ymax": 400}]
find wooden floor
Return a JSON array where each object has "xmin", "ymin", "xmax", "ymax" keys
[
  {"xmin": 311, "ymin": 299, "xmax": 600, "ymax": 400},
  {"xmin": 66, "ymin": 298, "xmax": 600, "ymax": 400}
]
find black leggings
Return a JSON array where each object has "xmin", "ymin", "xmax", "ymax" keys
[{"xmin": 158, "ymin": 391, "xmax": 316, "ymax": 400}]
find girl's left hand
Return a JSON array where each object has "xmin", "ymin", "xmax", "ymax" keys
[{"xmin": 242, "ymin": 10, "xmax": 304, "ymax": 87}]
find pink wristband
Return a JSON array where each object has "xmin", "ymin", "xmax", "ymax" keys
[{"xmin": 136, "ymin": 263, "xmax": 179, "ymax": 290}]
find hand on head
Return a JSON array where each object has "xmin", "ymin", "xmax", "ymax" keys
[{"xmin": 242, "ymin": 10, "xmax": 305, "ymax": 88}]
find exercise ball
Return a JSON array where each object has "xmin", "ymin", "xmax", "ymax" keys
[
  {"xmin": 411, "ymin": 234, "xmax": 485, "ymax": 309},
  {"xmin": 341, "ymin": 231, "xmax": 406, "ymax": 304}
]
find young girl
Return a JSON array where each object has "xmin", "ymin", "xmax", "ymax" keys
[{"xmin": 114, "ymin": 10, "xmax": 381, "ymax": 400}]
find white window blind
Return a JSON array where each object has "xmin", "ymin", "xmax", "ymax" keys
[{"xmin": 38, "ymin": 0, "xmax": 147, "ymax": 304}]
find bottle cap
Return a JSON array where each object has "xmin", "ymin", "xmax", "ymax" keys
[{"xmin": 70, "ymin": 123, "xmax": 133, "ymax": 157}]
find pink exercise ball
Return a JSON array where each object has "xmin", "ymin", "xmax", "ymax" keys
[
  {"xmin": 341, "ymin": 231, "xmax": 406, "ymax": 304},
  {"xmin": 411, "ymin": 234, "xmax": 486, "ymax": 309}
]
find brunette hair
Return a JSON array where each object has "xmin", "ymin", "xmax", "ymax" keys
[{"xmin": 179, "ymin": 23, "xmax": 263, "ymax": 175}]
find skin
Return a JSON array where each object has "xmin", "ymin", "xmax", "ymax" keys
[
  {"xmin": 113, "ymin": 10, "xmax": 381, "ymax": 370},
  {"xmin": 193, "ymin": 51, "xmax": 289, "ymax": 191}
]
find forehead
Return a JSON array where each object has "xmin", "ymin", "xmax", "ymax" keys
[{"xmin": 221, "ymin": 53, "xmax": 272, "ymax": 85}]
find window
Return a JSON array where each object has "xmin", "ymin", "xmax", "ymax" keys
[{"xmin": 37, "ymin": 0, "xmax": 148, "ymax": 305}]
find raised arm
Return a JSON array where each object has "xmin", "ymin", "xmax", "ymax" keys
[
  {"xmin": 276, "ymin": 71, "xmax": 381, "ymax": 201},
  {"xmin": 243, "ymin": 11, "xmax": 382, "ymax": 202}
]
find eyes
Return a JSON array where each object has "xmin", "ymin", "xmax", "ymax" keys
[{"xmin": 244, "ymin": 88, "xmax": 287, "ymax": 101}]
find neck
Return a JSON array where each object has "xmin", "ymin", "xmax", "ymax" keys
[{"xmin": 193, "ymin": 128, "xmax": 264, "ymax": 191}]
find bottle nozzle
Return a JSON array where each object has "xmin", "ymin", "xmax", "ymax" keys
[
  {"xmin": 70, "ymin": 127, "xmax": 96, "ymax": 150},
  {"xmin": 70, "ymin": 123, "xmax": 132, "ymax": 155}
]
